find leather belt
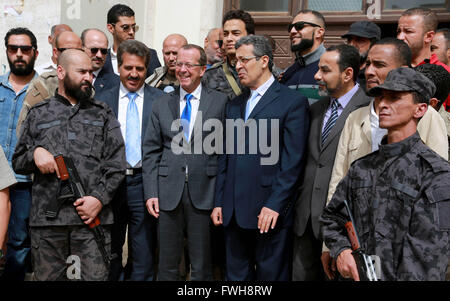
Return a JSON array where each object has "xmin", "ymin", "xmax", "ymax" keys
[{"xmin": 126, "ymin": 168, "xmax": 142, "ymax": 176}]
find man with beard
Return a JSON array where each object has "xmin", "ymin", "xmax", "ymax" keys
[
  {"xmin": 292, "ymin": 44, "xmax": 371, "ymax": 281},
  {"xmin": 16, "ymin": 31, "xmax": 83, "ymax": 137},
  {"xmin": 280, "ymin": 10, "xmax": 326, "ymax": 105},
  {"xmin": 95, "ymin": 40, "xmax": 163, "ymax": 281},
  {"xmin": 397, "ymin": 7, "xmax": 450, "ymax": 111},
  {"xmin": 0, "ymin": 27, "xmax": 39, "ymax": 281},
  {"xmin": 82, "ymin": 28, "xmax": 120, "ymax": 93},
  {"xmin": 341, "ymin": 21, "xmax": 381, "ymax": 92},
  {"xmin": 146, "ymin": 34, "xmax": 188, "ymax": 93},
  {"xmin": 12, "ymin": 49, "xmax": 126, "ymax": 281}
]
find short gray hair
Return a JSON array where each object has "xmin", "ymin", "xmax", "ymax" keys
[{"xmin": 235, "ymin": 35, "xmax": 273, "ymax": 72}]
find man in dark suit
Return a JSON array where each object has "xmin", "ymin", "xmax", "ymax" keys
[
  {"xmin": 81, "ymin": 28, "xmax": 120, "ymax": 94},
  {"xmin": 211, "ymin": 35, "xmax": 310, "ymax": 281},
  {"xmin": 95, "ymin": 40, "xmax": 164, "ymax": 281},
  {"xmin": 292, "ymin": 44, "xmax": 372, "ymax": 281},
  {"xmin": 143, "ymin": 44, "xmax": 228, "ymax": 281},
  {"xmin": 104, "ymin": 4, "xmax": 160, "ymax": 77}
]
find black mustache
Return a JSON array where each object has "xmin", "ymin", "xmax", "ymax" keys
[{"xmin": 127, "ymin": 76, "xmax": 140, "ymax": 81}]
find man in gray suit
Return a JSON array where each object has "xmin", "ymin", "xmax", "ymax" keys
[
  {"xmin": 143, "ymin": 44, "xmax": 228, "ymax": 280},
  {"xmin": 292, "ymin": 44, "xmax": 371, "ymax": 280}
]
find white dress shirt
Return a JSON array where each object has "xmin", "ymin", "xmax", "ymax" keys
[
  {"xmin": 118, "ymin": 83, "xmax": 145, "ymax": 143},
  {"xmin": 370, "ymin": 99, "xmax": 388, "ymax": 152},
  {"xmin": 110, "ymin": 47, "xmax": 119, "ymax": 75},
  {"xmin": 179, "ymin": 84, "xmax": 202, "ymax": 142}
]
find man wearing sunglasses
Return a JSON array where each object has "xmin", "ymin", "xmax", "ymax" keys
[
  {"xmin": 105, "ymin": 4, "xmax": 161, "ymax": 78},
  {"xmin": 81, "ymin": 28, "xmax": 120, "ymax": 94},
  {"xmin": 280, "ymin": 10, "xmax": 326, "ymax": 106},
  {"xmin": 16, "ymin": 31, "xmax": 83, "ymax": 137},
  {"xmin": 0, "ymin": 27, "xmax": 39, "ymax": 281}
]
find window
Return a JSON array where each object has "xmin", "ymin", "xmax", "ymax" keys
[
  {"xmin": 239, "ymin": 0, "xmax": 290, "ymax": 12},
  {"xmin": 307, "ymin": 0, "xmax": 363, "ymax": 11},
  {"xmin": 384, "ymin": 0, "xmax": 447, "ymax": 10}
]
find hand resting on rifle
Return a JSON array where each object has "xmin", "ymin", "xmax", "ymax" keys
[
  {"xmin": 33, "ymin": 147, "xmax": 60, "ymax": 178},
  {"xmin": 74, "ymin": 196, "xmax": 103, "ymax": 225},
  {"xmin": 337, "ymin": 249, "xmax": 360, "ymax": 281}
]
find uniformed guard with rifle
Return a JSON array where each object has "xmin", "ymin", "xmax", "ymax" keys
[{"xmin": 12, "ymin": 49, "xmax": 126, "ymax": 281}]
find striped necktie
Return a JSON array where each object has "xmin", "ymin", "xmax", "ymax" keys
[{"xmin": 321, "ymin": 98, "xmax": 339, "ymax": 146}]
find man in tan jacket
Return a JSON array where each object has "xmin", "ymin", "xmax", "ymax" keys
[{"xmin": 321, "ymin": 38, "xmax": 449, "ymax": 280}]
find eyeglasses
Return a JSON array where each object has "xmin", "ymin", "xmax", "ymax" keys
[
  {"xmin": 6, "ymin": 45, "xmax": 34, "ymax": 54},
  {"xmin": 57, "ymin": 48, "xmax": 84, "ymax": 53},
  {"xmin": 86, "ymin": 47, "xmax": 108, "ymax": 55},
  {"xmin": 236, "ymin": 56, "xmax": 261, "ymax": 65},
  {"xmin": 111, "ymin": 23, "xmax": 139, "ymax": 33},
  {"xmin": 216, "ymin": 40, "xmax": 224, "ymax": 48},
  {"xmin": 176, "ymin": 62, "xmax": 204, "ymax": 69},
  {"xmin": 288, "ymin": 21, "xmax": 322, "ymax": 32}
]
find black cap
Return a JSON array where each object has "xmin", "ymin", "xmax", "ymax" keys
[
  {"xmin": 368, "ymin": 67, "xmax": 436, "ymax": 101},
  {"xmin": 341, "ymin": 21, "xmax": 381, "ymax": 40}
]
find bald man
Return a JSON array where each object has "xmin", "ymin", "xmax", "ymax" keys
[
  {"xmin": 204, "ymin": 28, "xmax": 223, "ymax": 68},
  {"xmin": 17, "ymin": 31, "xmax": 84, "ymax": 137},
  {"xmin": 35, "ymin": 24, "xmax": 72, "ymax": 75},
  {"xmin": 146, "ymin": 33, "xmax": 187, "ymax": 92},
  {"xmin": 81, "ymin": 28, "xmax": 120, "ymax": 93},
  {"xmin": 12, "ymin": 49, "xmax": 126, "ymax": 281}
]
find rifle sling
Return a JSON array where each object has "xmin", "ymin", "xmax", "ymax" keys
[{"xmin": 222, "ymin": 62, "xmax": 242, "ymax": 96}]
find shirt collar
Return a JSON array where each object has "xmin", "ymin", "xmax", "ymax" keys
[
  {"xmin": 379, "ymin": 132, "xmax": 422, "ymax": 158},
  {"xmin": 251, "ymin": 75, "xmax": 275, "ymax": 97},
  {"xmin": 334, "ymin": 83, "xmax": 360, "ymax": 109},
  {"xmin": 110, "ymin": 47, "xmax": 117, "ymax": 58},
  {"xmin": 180, "ymin": 83, "xmax": 202, "ymax": 101},
  {"xmin": 120, "ymin": 82, "xmax": 145, "ymax": 99}
]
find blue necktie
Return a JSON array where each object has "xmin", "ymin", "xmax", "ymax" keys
[
  {"xmin": 181, "ymin": 94, "xmax": 193, "ymax": 141},
  {"xmin": 126, "ymin": 92, "xmax": 141, "ymax": 167},
  {"xmin": 321, "ymin": 98, "xmax": 339, "ymax": 146},
  {"xmin": 245, "ymin": 90, "xmax": 260, "ymax": 121}
]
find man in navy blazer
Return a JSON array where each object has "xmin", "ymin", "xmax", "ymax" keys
[
  {"xmin": 96, "ymin": 40, "xmax": 164, "ymax": 281},
  {"xmin": 211, "ymin": 36, "xmax": 310, "ymax": 281}
]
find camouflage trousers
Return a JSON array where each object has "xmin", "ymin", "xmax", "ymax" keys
[{"xmin": 30, "ymin": 225, "xmax": 111, "ymax": 281}]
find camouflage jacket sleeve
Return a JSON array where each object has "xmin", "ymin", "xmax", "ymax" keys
[
  {"xmin": 89, "ymin": 107, "xmax": 126, "ymax": 206},
  {"xmin": 320, "ymin": 171, "xmax": 353, "ymax": 259}
]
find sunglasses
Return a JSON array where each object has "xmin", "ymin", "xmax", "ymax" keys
[
  {"xmin": 288, "ymin": 21, "xmax": 322, "ymax": 32},
  {"xmin": 111, "ymin": 23, "xmax": 139, "ymax": 33},
  {"xmin": 87, "ymin": 47, "xmax": 108, "ymax": 55},
  {"xmin": 7, "ymin": 45, "xmax": 34, "ymax": 54}
]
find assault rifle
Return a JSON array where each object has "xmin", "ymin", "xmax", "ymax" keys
[
  {"xmin": 343, "ymin": 199, "xmax": 379, "ymax": 281},
  {"xmin": 46, "ymin": 155, "xmax": 116, "ymax": 266}
]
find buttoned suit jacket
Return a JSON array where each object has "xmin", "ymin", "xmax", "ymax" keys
[
  {"xmin": 214, "ymin": 80, "xmax": 310, "ymax": 230},
  {"xmin": 142, "ymin": 86, "xmax": 228, "ymax": 211},
  {"xmin": 293, "ymin": 86, "xmax": 371, "ymax": 239}
]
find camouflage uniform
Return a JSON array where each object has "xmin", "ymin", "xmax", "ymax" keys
[
  {"xmin": 320, "ymin": 133, "xmax": 450, "ymax": 281},
  {"xmin": 201, "ymin": 61, "xmax": 245, "ymax": 100},
  {"xmin": 12, "ymin": 92, "xmax": 126, "ymax": 281},
  {"xmin": 146, "ymin": 66, "xmax": 179, "ymax": 92}
]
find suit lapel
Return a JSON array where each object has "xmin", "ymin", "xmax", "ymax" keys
[
  {"xmin": 191, "ymin": 87, "xmax": 213, "ymax": 141},
  {"xmin": 141, "ymin": 85, "xmax": 153, "ymax": 143},
  {"xmin": 321, "ymin": 87, "xmax": 367, "ymax": 151},
  {"xmin": 247, "ymin": 81, "xmax": 280, "ymax": 121}
]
